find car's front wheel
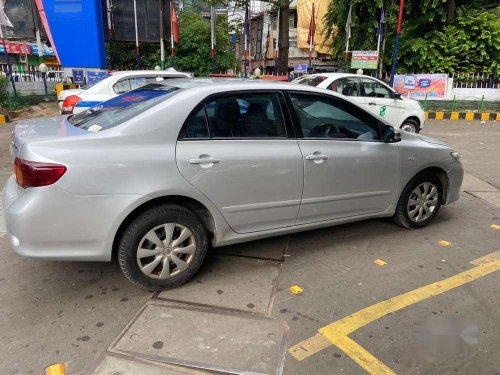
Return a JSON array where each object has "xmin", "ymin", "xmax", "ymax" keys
[
  {"xmin": 400, "ymin": 119, "xmax": 420, "ymax": 133},
  {"xmin": 118, "ymin": 204, "xmax": 208, "ymax": 290},
  {"xmin": 393, "ymin": 172, "xmax": 442, "ymax": 229}
]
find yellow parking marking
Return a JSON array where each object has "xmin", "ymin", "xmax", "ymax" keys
[
  {"xmin": 0, "ymin": 114, "xmax": 6, "ymax": 124},
  {"xmin": 45, "ymin": 363, "xmax": 65, "ymax": 375},
  {"xmin": 490, "ymin": 224, "xmax": 500, "ymax": 230},
  {"xmin": 438, "ymin": 240, "xmax": 451, "ymax": 247},
  {"xmin": 450, "ymin": 112, "xmax": 459, "ymax": 120},
  {"xmin": 435, "ymin": 111, "xmax": 444, "ymax": 120},
  {"xmin": 289, "ymin": 285, "xmax": 304, "ymax": 294},
  {"xmin": 465, "ymin": 112, "xmax": 475, "ymax": 121},
  {"xmin": 288, "ymin": 251, "xmax": 500, "ymax": 374},
  {"xmin": 373, "ymin": 259, "xmax": 387, "ymax": 266},
  {"xmin": 496, "ymin": 113, "xmax": 500, "ymax": 121}
]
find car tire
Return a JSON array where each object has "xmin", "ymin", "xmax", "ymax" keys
[
  {"xmin": 400, "ymin": 119, "xmax": 420, "ymax": 133},
  {"xmin": 118, "ymin": 204, "xmax": 208, "ymax": 291},
  {"xmin": 393, "ymin": 172, "xmax": 442, "ymax": 229}
]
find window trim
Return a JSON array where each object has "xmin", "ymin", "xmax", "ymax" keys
[
  {"xmin": 178, "ymin": 90, "xmax": 295, "ymax": 141},
  {"xmin": 284, "ymin": 90, "xmax": 386, "ymax": 142}
]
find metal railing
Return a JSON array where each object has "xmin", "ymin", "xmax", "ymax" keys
[{"xmin": 0, "ymin": 64, "xmax": 64, "ymax": 83}]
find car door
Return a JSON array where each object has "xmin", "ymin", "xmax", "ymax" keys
[
  {"xmin": 176, "ymin": 91, "xmax": 304, "ymax": 234},
  {"xmin": 287, "ymin": 91, "xmax": 400, "ymax": 224},
  {"xmin": 358, "ymin": 77, "xmax": 403, "ymax": 126}
]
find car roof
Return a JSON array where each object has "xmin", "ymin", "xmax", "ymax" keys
[{"xmin": 153, "ymin": 78, "xmax": 363, "ymax": 104}]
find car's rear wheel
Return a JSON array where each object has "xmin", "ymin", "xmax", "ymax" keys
[
  {"xmin": 118, "ymin": 204, "xmax": 208, "ymax": 290},
  {"xmin": 393, "ymin": 172, "xmax": 442, "ymax": 229},
  {"xmin": 400, "ymin": 119, "xmax": 420, "ymax": 133}
]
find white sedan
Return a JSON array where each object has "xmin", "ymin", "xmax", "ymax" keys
[
  {"xmin": 59, "ymin": 70, "xmax": 190, "ymax": 115},
  {"xmin": 293, "ymin": 73, "xmax": 425, "ymax": 133}
]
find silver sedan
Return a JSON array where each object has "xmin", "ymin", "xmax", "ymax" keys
[{"xmin": 3, "ymin": 79, "xmax": 463, "ymax": 290}]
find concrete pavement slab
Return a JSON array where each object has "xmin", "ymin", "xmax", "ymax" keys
[
  {"xmin": 468, "ymin": 191, "xmax": 500, "ymax": 209},
  {"xmin": 157, "ymin": 255, "xmax": 281, "ymax": 314},
  {"xmin": 86, "ymin": 352, "xmax": 209, "ymax": 375},
  {"xmin": 110, "ymin": 302, "xmax": 288, "ymax": 375},
  {"xmin": 461, "ymin": 173, "xmax": 498, "ymax": 192},
  {"xmin": 214, "ymin": 235, "xmax": 288, "ymax": 261}
]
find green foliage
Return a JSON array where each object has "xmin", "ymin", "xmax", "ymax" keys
[
  {"xmin": 323, "ymin": 0, "xmax": 499, "ymax": 75},
  {"xmin": 107, "ymin": 11, "xmax": 239, "ymax": 76},
  {"xmin": 398, "ymin": 7, "xmax": 500, "ymax": 74}
]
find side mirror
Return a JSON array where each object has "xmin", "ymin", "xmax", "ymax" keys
[
  {"xmin": 394, "ymin": 92, "xmax": 403, "ymax": 100},
  {"xmin": 384, "ymin": 125, "xmax": 402, "ymax": 143}
]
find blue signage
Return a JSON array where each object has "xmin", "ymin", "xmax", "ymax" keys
[
  {"xmin": 87, "ymin": 70, "xmax": 109, "ymax": 84},
  {"xmin": 72, "ymin": 69, "xmax": 85, "ymax": 85},
  {"xmin": 294, "ymin": 64, "xmax": 308, "ymax": 73},
  {"xmin": 419, "ymin": 79, "xmax": 431, "ymax": 88},
  {"xmin": 39, "ymin": 0, "xmax": 106, "ymax": 68}
]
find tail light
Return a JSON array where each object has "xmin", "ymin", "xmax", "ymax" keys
[
  {"xmin": 61, "ymin": 95, "xmax": 82, "ymax": 114},
  {"xmin": 13, "ymin": 158, "xmax": 67, "ymax": 188}
]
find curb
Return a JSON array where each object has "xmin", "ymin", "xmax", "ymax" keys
[{"xmin": 425, "ymin": 111, "xmax": 500, "ymax": 121}]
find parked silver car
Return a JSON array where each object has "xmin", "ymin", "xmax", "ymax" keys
[{"xmin": 4, "ymin": 79, "xmax": 463, "ymax": 290}]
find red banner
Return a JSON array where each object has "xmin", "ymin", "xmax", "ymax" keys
[{"xmin": 3, "ymin": 42, "xmax": 30, "ymax": 54}]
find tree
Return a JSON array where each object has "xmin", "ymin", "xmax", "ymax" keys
[{"xmin": 323, "ymin": 0, "xmax": 496, "ymax": 74}]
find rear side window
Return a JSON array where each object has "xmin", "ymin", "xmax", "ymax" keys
[
  {"xmin": 68, "ymin": 84, "xmax": 179, "ymax": 131},
  {"xmin": 327, "ymin": 77, "xmax": 360, "ymax": 96},
  {"xmin": 295, "ymin": 75, "xmax": 328, "ymax": 87},
  {"xmin": 181, "ymin": 93, "xmax": 287, "ymax": 139}
]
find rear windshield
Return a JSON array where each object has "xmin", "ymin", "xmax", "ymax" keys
[
  {"xmin": 68, "ymin": 84, "xmax": 179, "ymax": 131},
  {"xmin": 294, "ymin": 75, "xmax": 328, "ymax": 86}
]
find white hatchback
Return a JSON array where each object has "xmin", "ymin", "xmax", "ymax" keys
[
  {"xmin": 293, "ymin": 73, "xmax": 425, "ymax": 133},
  {"xmin": 58, "ymin": 70, "xmax": 190, "ymax": 115}
]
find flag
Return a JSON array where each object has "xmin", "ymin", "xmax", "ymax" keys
[
  {"xmin": 345, "ymin": 5, "xmax": 352, "ymax": 41},
  {"xmin": 376, "ymin": 7, "xmax": 385, "ymax": 40},
  {"xmin": 307, "ymin": 3, "xmax": 316, "ymax": 47},
  {"xmin": 170, "ymin": 2, "xmax": 179, "ymax": 43}
]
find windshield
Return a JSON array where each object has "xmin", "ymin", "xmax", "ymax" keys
[{"xmin": 68, "ymin": 84, "xmax": 179, "ymax": 131}]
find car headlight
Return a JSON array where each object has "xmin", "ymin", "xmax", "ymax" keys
[{"xmin": 450, "ymin": 151, "xmax": 460, "ymax": 161}]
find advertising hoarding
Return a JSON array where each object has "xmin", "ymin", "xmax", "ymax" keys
[
  {"xmin": 351, "ymin": 51, "xmax": 378, "ymax": 69},
  {"xmin": 393, "ymin": 74, "xmax": 448, "ymax": 99}
]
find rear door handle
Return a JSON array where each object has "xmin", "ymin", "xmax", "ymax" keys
[
  {"xmin": 305, "ymin": 154, "xmax": 328, "ymax": 161},
  {"xmin": 368, "ymin": 102, "xmax": 377, "ymax": 106},
  {"xmin": 189, "ymin": 156, "xmax": 220, "ymax": 164}
]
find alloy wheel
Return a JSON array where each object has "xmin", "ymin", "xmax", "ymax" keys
[
  {"xmin": 407, "ymin": 182, "xmax": 439, "ymax": 223},
  {"xmin": 136, "ymin": 223, "xmax": 196, "ymax": 279},
  {"xmin": 401, "ymin": 123, "xmax": 417, "ymax": 133}
]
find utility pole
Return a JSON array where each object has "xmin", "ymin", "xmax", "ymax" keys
[
  {"xmin": 159, "ymin": 0, "xmax": 165, "ymax": 69},
  {"xmin": 106, "ymin": 0, "xmax": 115, "ymax": 70}
]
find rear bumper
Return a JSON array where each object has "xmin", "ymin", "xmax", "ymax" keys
[{"xmin": 3, "ymin": 176, "xmax": 144, "ymax": 261}]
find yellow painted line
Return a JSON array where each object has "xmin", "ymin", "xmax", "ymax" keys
[
  {"xmin": 496, "ymin": 113, "xmax": 500, "ymax": 121},
  {"xmin": 438, "ymin": 240, "xmax": 451, "ymax": 247},
  {"xmin": 424, "ymin": 112, "xmax": 429, "ymax": 120},
  {"xmin": 288, "ymin": 251, "xmax": 500, "ymax": 374},
  {"xmin": 490, "ymin": 224, "xmax": 500, "ymax": 230},
  {"xmin": 45, "ymin": 363, "xmax": 65, "ymax": 375},
  {"xmin": 465, "ymin": 112, "xmax": 475, "ymax": 121},
  {"xmin": 373, "ymin": 259, "xmax": 387, "ymax": 266},
  {"xmin": 481, "ymin": 112, "xmax": 490, "ymax": 121},
  {"xmin": 450, "ymin": 112, "xmax": 459, "ymax": 120},
  {"xmin": 0, "ymin": 114, "xmax": 6, "ymax": 124},
  {"xmin": 470, "ymin": 250, "xmax": 500, "ymax": 265},
  {"xmin": 435, "ymin": 111, "xmax": 444, "ymax": 120}
]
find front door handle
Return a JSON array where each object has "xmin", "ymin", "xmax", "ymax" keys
[
  {"xmin": 189, "ymin": 156, "xmax": 220, "ymax": 165},
  {"xmin": 306, "ymin": 154, "xmax": 328, "ymax": 161},
  {"xmin": 368, "ymin": 102, "xmax": 377, "ymax": 106}
]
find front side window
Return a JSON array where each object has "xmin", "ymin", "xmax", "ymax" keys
[
  {"xmin": 360, "ymin": 78, "xmax": 393, "ymax": 98},
  {"xmin": 327, "ymin": 77, "xmax": 360, "ymax": 96},
  {"xmin": 289, "ymin": 93, "xmax": 381, "ymax": 141},
  {"xmin": 204, "ymin": 93, "xmax": 287, "ymax": 138},
  {"xmin": 68, "ymin": 84, "xmax": 179, "ymax": 131}
]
